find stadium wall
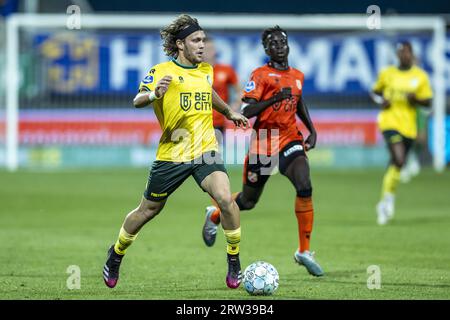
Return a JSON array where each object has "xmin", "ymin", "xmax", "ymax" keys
[{"xmin": 1, "ymin": 18, "xmax": 449, "ymax": 169}]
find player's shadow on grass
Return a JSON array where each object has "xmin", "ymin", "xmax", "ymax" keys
[
  {"xmin": 319, "ymin": 269, "xmax": 367, "ymax": 278},
  {"xmin": 389, "ymin": 215, "xmax": 450, "ymax": 226},
  {"xmin": 302, "ymin": 276, "xmax": 450, "ymax": 290},
  {"xmin": 282, "ymin": 269, "xmax": 365, "ymax": 282},
  {"xmin": 281, "ymin": 269, "xmax": 366, "ymax": 288},
  {"xmin": 319, "ymin": 219, "xmax": 378, "ymax": 227},
  {"xmin": 380, "ymin": 282, "xmax": 450, "ymax": 289}
]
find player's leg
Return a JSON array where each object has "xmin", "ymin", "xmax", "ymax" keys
[
  {"xmin": 103, "ymin": 160, "xmax": 190, "ymax": 288},
  {"xmin": 280, "ymin": 150, "xmax": 324, "ymax": 277},
  {"xmin": 202, "ymin": 184, "xmax": 265, "ymax": 247},
  {"xmin": 208, "ymin": 181, "xmax": 267, "ymax": 223},
  {"xmin": 198, "ymin": 168, "xmax": 242, "ymax": 289},
  {"xmin": 377, "ymin": 131, "xmax": 409, "ymax": 224},
  {"xmin": 115, "ymin": 197, "xmax": 167, "ymax": 253},
  {"xmin": 103, "ymin": 197, "xmax": 166, "ymax": 288},
  {"xmin": 202, "ymin": 154, "xmax": 270, "ymax": 247},
  {"xmin": 401, "ymin": 110, "xmax": 427, "ymax": 182}
]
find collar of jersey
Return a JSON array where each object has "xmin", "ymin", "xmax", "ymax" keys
[
  {"xmin": 397, "ymin": 65, "xmax": 414, "ymax": 72},
  {"xmin": 267, "ymin": 63, "xmax": 290, "ymax": 72},
  {"xmin": 171, "ymin": 58, "xmax": 198, "ymax": 69}
]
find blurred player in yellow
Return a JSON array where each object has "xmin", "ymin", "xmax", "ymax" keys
[
  {"xmin": 371, "ymin": 41, "xmax": 432, "ymax": 225},
  {"xmin": 102, "ymin": 14, "xmax": 249, "ymax": 289}
]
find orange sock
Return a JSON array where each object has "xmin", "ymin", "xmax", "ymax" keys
[
  {"xmin": 210, "ymin": 192, "xmax": 240, "ymax": 224},
  {"xmin": 295, "ymin": 196, "xmax": 314, "ymax": 253},
  {"xmin": 210, "ymin": 207, "xmax": 221, "ymax": 224}
]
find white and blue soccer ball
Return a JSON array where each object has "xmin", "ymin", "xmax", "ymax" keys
[{"xmin": 243, "ymin": 261, "xmax": 279, "ymax": 296}]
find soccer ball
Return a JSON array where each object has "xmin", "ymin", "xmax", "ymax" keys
[{"xmin": 243, "ymin": 261, "xmax": 279, "ymax": 296}]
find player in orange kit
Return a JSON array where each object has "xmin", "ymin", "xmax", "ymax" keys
[
  {"xmin": 204, "ymin": 37, "xmax": 241, "ymax": 134},
  {"xmin": 201, "ymin": 26, "xmax": 324, "ymax": 276}
]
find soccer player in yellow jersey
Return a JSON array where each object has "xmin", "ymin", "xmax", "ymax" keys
[
  {"xmin": 371, "ymin": 41, "xmax": 432, "ymax": 225},
  {"xmin": 102, "ymin": 14, "xmax": 249, "ymax": 289}
]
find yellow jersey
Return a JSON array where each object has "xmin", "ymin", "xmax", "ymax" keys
[
  {"xmin": 139, "ymin": 60, "xmax": 217, "ymax": 162},
  {"xmin": 373, "ymin": 65, "xmax": 433, "ymax": 139}
]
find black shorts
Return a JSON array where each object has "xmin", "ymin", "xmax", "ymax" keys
[
  {"xmin": 144, "ymin": 151, "xmax": 227, "ymax": 201},
  {"xmin": 382, "ymin": 130, "xmax": 414, "ymax": 154},
  {"xmin": 242, "ymin": 140, "xmax": 306, "ymax": 188}
]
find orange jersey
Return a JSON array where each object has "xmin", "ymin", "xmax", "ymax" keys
[
  {"xmin": 212, "ymin": 64, "xmax": 238, "ymax": 128},
  {"xmin": 243, "ymin": 64, "xmax": 305, "ymax": 155}
]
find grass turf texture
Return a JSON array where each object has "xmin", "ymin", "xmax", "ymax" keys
[{"xmin": 0, "ymin": 167, "xmax": 449, "ymax": 299}]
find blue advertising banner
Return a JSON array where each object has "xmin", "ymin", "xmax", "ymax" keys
[{"xmin": 33, "ymin": 31, "xmax": 450, "ymax": 96}]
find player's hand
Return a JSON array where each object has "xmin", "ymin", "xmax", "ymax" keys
[
  {"xmin": 305, "ymin": 131, "xmax": 317, "ymax": 151},
  {"xmin": 406, "ymin": 93, "xmax": 417, "ymax": 105},
  {"xmin": 155, "ymin": 75, "xmax": 172, "ymax": 98},
  {"xmin": 271, "ymin": 87, "xmax": 292, "ymax": 103},
  {"xmin": 227, "ymin": 110, "xmax": 249, "ymax": 129},
  {"xmin": 381, "ymin": 99, "xmax": 391, "ymax": 109}
]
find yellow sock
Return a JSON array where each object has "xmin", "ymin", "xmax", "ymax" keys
[
  {"xmin": 381, "ymin": 165, "xmax": 400, "ymax": 199},
  {"xmin": 223, "ymin": 227, "xmax": 241, "ymax": 255},
  {"xmin": 114, "ymin": 226, "xmax": 138, "ymax": 255}
]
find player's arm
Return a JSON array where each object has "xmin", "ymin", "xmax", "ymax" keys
[
  {"xmin": 231, "ymin": 83, "xmax": 243, "ymax": 111},
  {"xmin": 296, "ymin": 96, "xmax": 317, "ymax": 151},
  {"xmin": 241, "ymin": 87, "xmax": 292, "ymax": 118},
  {"xmin": 406, "ymin": 88, "xmax": 432, "ymax": 108},
  {"xmin": 406, "ymin": 94, "xmax": 431, "ymax": 107},
  {"xmin": 212, "ymin": 89, "xmax": 249, "ymax": 128},
  {"xmin": 371, "ymin": 69, "xmax": 391, "ymax": 109},
  {"xmin": 407, "ymin": 71, "xmax": 433, "ymax": 108},
  {"xmin": 370, "ymin": 90, "xmax": 391, "ymax": 109},
  {"xmin": 133, "ymin": 75, "xmax": 172, "ymax": 108}
]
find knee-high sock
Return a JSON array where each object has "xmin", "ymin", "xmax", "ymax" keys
[
  {"xmin": 381, "ymin": 165, "xmax": 400, "ymax": 199},
  {"xmin": 210, "ymin": 192, "xmax": 241, "ymax": 224},
  {"xmin": 295, "ymin": 196, "xmax": 314, "ymax": 253},
  {"xmin": 223, "ymin": 227, "xmax": 241, "ymax": 255},
  {"xmin": 114, "ymin": 226, "xmax": 138, "ymax": 255}
]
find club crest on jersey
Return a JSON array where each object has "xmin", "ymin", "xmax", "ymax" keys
[
  {"xmin": 410, "ymin": 78, "xmax": 419, "ymax": 88},
  {"xmin": 142, "ymin": 75, "xmax": 154, "ymax": 84},
  {"xmin": 206, "ymin": 75, "xmax": 212, "ymax": 86},
  {"xmin": 180, "ymin": 93, "xmax": 192, "ymax": 111},
  {"xmin": 245, "ymin": 81, "xmax": 255, "ymax": 93},
  {"xmin": 296, "ymin": 79, "xmax": 302, "ymax": 90}
]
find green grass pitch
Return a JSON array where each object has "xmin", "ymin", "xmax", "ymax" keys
[{"xmin": 0, "ymin": 167, "xmax": 449, "ymax": 299}]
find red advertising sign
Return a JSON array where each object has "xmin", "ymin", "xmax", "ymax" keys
[{"xmin": 1, "ymin": 109, "xmax": 381, "ymax": 146}]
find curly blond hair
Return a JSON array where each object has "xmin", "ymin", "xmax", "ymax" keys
[{"xmin": 160, "ymin": 14, "xmax": 200, "ymax": 57}]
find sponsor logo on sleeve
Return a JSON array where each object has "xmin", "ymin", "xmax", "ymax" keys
[
  {"xmin": 142, "ymin": 75, "xmax": 154, "ymax": 84},
  {"xmin": 245, "ymin": 80, "xmax": 255, "ymax": 93}
]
